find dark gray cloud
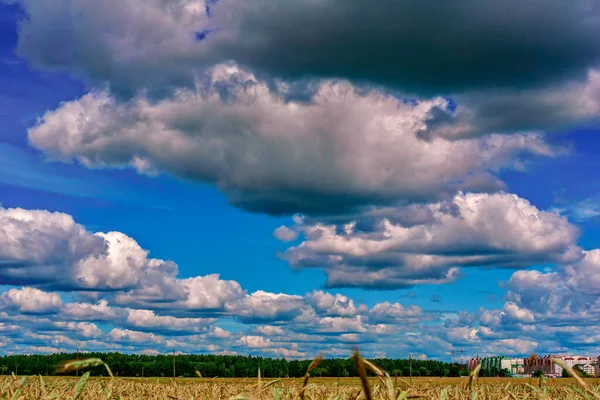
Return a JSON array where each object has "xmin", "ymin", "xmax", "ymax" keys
[
  {"xmin": 212, "ymin": 0, "xmax": 600, "ymax": 96},
  {"xmin": 11, "ymin": 0, "xmax": 600, "ymax": 152},
  {"xmin": 424, "ymin": 71, "xmax": 600, "ymax": 139},
  {"xmin": 11, "ymin": 0, "xmax": 600, "ymax": 98}
]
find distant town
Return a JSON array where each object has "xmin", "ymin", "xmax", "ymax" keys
[{"xmin": 467, "ymin": 355, "xmax": 599, "ymax": 378}]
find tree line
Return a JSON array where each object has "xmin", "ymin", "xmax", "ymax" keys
[{"xmin": 0, "ymin": 352, "xmax": 469, "ymax": 378}]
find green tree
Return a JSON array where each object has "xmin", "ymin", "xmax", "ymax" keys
[
  {"xmin": 573, "ymin": 365, "xmax": 589, "ymax": 378},
  {"xmin": 533, "ymin": 370, "xmax": 544, "ymax": 378}
]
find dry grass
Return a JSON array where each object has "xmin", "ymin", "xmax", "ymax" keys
[{"xmin": 2, "ymin": 354, "xmax": 600, "ymax": 399}]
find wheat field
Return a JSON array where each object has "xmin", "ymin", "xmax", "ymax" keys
[{"xmin": 2, "ymin": 354, "xmax": 600, "ymax": 399}]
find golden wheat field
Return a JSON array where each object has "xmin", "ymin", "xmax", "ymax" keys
[
  {"xmin": 2, "ymin": 355, "xmax": 600, "ymax": 399},
  {"xmin": 4, "ymin": 374, "xmax": 600, "ymax": 399},
  {"xmin": 3, "ymin": 375, "xmax": 600, "ymax": 400}
]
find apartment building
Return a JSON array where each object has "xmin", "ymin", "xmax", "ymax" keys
[
  {"xmin": 524, "ymin": 355, "xmax": 564, "ymax": 377},
  {"xmin": 510, "ymin": 358, "xmax": 525, "ymax": 375},
  {"xmin": 467, "ymin": 358, "xmax": 480, "ymax": 371},
  {"xmin": 469, "ymin": 355, "xmax": 597, "ymax": 377},
  {"xmin": 523, "ymin": 355, "xmax": 597, "ymax": 377},
  {"xmin": 467, "ymin": 356, "xmax": 519, "ymax": 375}
]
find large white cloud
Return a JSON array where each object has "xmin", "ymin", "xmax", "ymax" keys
[
  {"xmin": 0, "ymin": 204, "xmax": 596, "ymax": 357},
  {"xmin": 27, "ymin": 66, "xmax": 556, "ymax": 215},
  {"xmin": 438, "ymin": 250, "xmax": 600, "ymax": 357},
  {"xmin": 281, "ymin": 192, "xmax": 581, "ymax": 289},
  {"xmin": 232, "ymin": 291, "xmax": 307, "ymax": 324},
  {"xmin": 3, "ymin": 281, "xmax": 597, "ymax": 359},
  {"xmin": 504, "ymin": 250, "xmax": 600, "ymax": 322},
  {"xmin": 0, "ymin": 207, "xmax": 106, "ymax": 287},
  {"xmin": 109, "ymin": 328, "xmax": 161, "ymax": 345},
  {"xmin": 0, "ymin": 207, "xmax": 181, "ymax": 292},
  {"xmin": 113, "ymin": 274, "xmax": 246, "ymax": 313},
  {"xmin": 305, "ymin": 290, "xmax": 366, "ymax": 317},
  {"xmin": 123, "ymin": 309, "xmax": 215, "ymax": 335},
  {"xmin": 61, "ymin": 300, "xmax": 118, "ymax": 321},
  {"xmin": 368, "ymin": 302, "xmax": 423, "ymax": 324},
  {"xmin": 0, "ymin": 287, "xmax": 62, "ymax": 314}
]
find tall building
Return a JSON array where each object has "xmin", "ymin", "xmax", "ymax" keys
[
  {"xmin": 524, "ymin": 355, "xmax": 596, "ymax": 377},
  {"xmin": 469, "ymin": 356, "xmax": 512, "ymax": 375},
  {"xmin": 524, "ymin": 355, "xmax": 564, "ymax": 377},
  {"xmin": 467, "ymin": 358, "xmax": 480, "ymax": 371},
  {"xmin": 579, "ymin": 363, "xmax": 596, "ymax": 377},
  {"xmin": 470, "ymin": 354, "xmax": 597, "ymax": 377},
  {"xmin": 510, "ymin": 358, "xmax": 525, "ymax": 375}
]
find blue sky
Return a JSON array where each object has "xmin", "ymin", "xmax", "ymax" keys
[{"xmin": 1, "ymin": 0, "xmax": 600, "ymax": 360}]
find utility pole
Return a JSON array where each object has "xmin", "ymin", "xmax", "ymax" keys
[
  {"xmin": 142, "ymin": 366, "xmax": 144, "ymax": 378},
  {"xmin": 76, "ymin": 348, "xmax": 79, "ymax": 376},
  {"xmin": 409, "ymin": 353, "xmax": 412, "ymax": 383},
  {"xmin": 173, "ymin": 350, "xmax": 176, "ymax": 378}
]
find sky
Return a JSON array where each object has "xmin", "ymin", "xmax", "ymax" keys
[{"xmin": 1, "ymin": 0, "xmax": 600, "ymax": 360}]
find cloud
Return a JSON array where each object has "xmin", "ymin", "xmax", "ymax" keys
[
  {"xmin": 232, "ymin": 291, "xmax": 307, "ymax": 324},
  {"xmin": 273, "ymin": 225, "xmax": 298, "ymax": 242},
  {"xmin": 114, "ymin": 274, "xmax": 246, "ymax": 313},
  {"xmin": 236, "ymin": 336, "xmax": 306, "ymax": 358},
  {"xmin": 552, "ymin": 194, "xmax": 600, "ymax": 222},
  {"xmin": 504, "ymin": 250, "xmax": 600, "ymax": 323},
  {"xmin": 0, "ymin": 207, "xmax": 106, "ymax": 287},
  {"xmin": 75, "ymin": 231, "xmax": 179, "ymax": 291},
  {"xmin": 501, "ymin": 303, "xmax": 535, "ymax": 324},
  {"xmin": 11, "ymin": 0, "xmax": 600, "ymax": 97},
  {"xmin": 0, "ymin": 280, "xmax": 589, "ymax": 359},
  {"xmin": 0, "ymin": 206, "xmax": 252, "ymax": 318},
  {"xmin": 27, "ymin": 66, "xmax": 556, "ymax": 216},
  {"xmin": 0, "ymin": 287, "xmax": 62, "ymax": 314},
  {"xmin": 482, "ymin": 339, "xmax": 539, "ymax": 356},
  {"xmin": 438, "ymin": 250, "xmax": 600, "ymax": 357},
  {"xmin": 109, "ymin": 328, "xmax": 161, "ymax": 345},
  {"xmin": 210, "ymin": 327, "xmax": 232, "ymax": 339},
  {"xmin": 0, "ymin": 207, "xmax": 183, "ymax": 292},
  {"xmin": 282, "ymin": 192, "xmax": 581, "ymax": 289},
  {"xmin": 0, "ymin": 205, "xmax": 596, "ymax": 358},
  {"xmin": 237, "ymin": 335, "xmax": 271, "ymax": 349},
  {"xmin": 305, "ymin": 291, "xmax": 367, "ymax": 317},
  {"xmin": 426, "ymin": 70, "xmax": 600, "ymax": 139},
  {"xmin": 368, "ymin": 302, "xmax": 422, "ymax": 324},
  {"xmin": 53, "ymin": 322, "xmax": 104, "ymax": 339},
  {"xmin": 253, "ymin": 326, "xmax": 284, "ymax": 336},
  {"xmin": 61, "ymin": 300, "xmax": 117, "ymax": 321},
  {"xmin": 123, "ymin": 309, "xmax": 215, "ymax": 335},
  {"xmin": 312, "ymin": 316, "xmax": 367, "ymax": 334}
]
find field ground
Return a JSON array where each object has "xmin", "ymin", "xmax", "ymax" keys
[{"xmin": 3, "ymin": 375, "xmax": 600, "ymax": 399}]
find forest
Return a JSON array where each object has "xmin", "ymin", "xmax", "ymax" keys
[{"xmin": 0, "ymin": 352, "xmax": 469, "ymax": 378}]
